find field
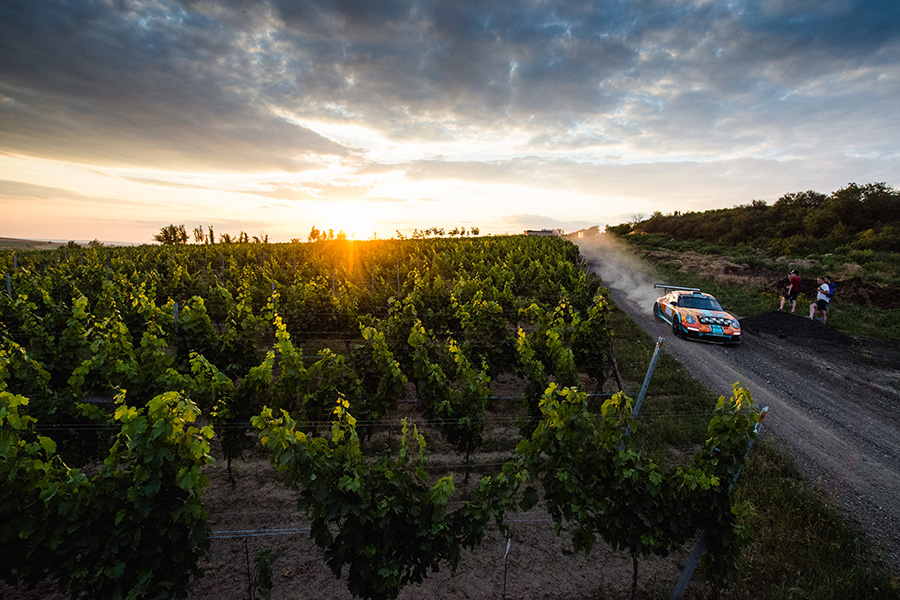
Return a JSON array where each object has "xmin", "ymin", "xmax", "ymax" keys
[
  {"xmin": 0, "ymin": 237, "xmax": 65, "ymax": 252},
  {"xmin": 2, "ymin": 237, "xmax": 898, "ymax": 600}
]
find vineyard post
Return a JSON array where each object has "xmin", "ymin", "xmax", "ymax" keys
[
  {"xmin": 622, "ymin": 336, "xmax": 664, "ymax": 444},
  {"xmin": 632, "ymin": 336, "xmax": 664, "ymax": 418},
  {"xmin": 174, "ymin": 302, "xmax": 180, "ymax": 334},
  {"xmin": 245, "ymin": 539, "xmax": 254, "ymax": 600},
  {"xmin": 5, "ymin": 272, "xmax": 10, "ymax": 298},
  {"xmin": 502, "ymin": 536, "xmax": 512, "ymax": 599},
  {"xmin": 669, "ymin": 406, "xmax": 769, "ymax": 600},
  {"xmin": 105, "ymin": 256, "xmax": 110, "ymax": 281}
]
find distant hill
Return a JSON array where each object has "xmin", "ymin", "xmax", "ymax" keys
[
  {"xmin": 0, "ymin": 237, "xmax": 64, "ymax": 251},
  {"xmin": 0, "ymin": 237, "xmax": 140, "ymax": 251}
]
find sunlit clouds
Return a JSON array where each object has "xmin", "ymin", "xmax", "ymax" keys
[{"xmin": 1, "ymin": 0, "xmax": 899, "ymax": 243}]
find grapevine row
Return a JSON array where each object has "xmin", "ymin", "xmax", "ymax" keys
[{"xmin": 1, "ymin": 236, "xmax": 757, "ymax": 599}]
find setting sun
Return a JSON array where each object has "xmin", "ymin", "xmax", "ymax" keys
[{"xmin": 316, "ymin": 202, "xmax": 381, "ymax": 240}]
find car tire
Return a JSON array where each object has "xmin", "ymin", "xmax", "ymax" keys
[
  {"xmin": 672, "ymin": 315, "xmax": 682, "ymax": 338},
  {"xmin": 653, "ymin": 302, "xmax": 662, "ymax": 320}
]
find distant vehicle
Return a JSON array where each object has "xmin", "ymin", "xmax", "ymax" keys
[{"xmin": 652, "ymin": 284, "xmax": 741, "ymax": 345}]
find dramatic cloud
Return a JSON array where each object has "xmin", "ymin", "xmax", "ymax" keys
[{"xmin": 1, "ymin": 0, "xmax": 898, "ymax": 241}]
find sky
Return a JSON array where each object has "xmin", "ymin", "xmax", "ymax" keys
[{"xmin": 1, "ymin": 0, "xmax": 899, "ymax": 244}]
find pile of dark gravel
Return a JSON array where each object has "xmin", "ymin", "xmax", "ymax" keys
[{"xmin": 739, "ymin": 311, "xmax": 857, "ymax": 345}]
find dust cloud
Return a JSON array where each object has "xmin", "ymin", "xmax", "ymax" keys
[{"xmin": 573, "ymin": 234, "xmax": 661, "ymax": 315}]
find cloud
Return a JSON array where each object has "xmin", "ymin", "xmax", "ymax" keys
[
  {"xmin": 1, "ymin": 0, "xmax": 899, "ymax": 242},
  {"xmin": 0, "ymin": 179, "xmax": 149, "ymax": 207},
  {"xmin": 0, "ymin": 0, "xmax": 349, "ymax": 171},
  {"xmin": 4, "ymin": 0, "xmax": 900, "ymax": 166}
]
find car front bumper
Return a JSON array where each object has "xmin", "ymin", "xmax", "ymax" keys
[{"xmin": 677, "ymin": 323, "xmax": 742, "ymax": 344}]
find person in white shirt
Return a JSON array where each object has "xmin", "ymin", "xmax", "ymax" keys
[{"xmin": 808, "ymin": 276, "xmax": 830, "ymax": 324}]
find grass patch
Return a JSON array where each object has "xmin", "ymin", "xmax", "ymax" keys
[
  {"xmin": 733, "ymin": 440, "xmax": 899, "ymax": 599},
  {"xmin": 825, "ymin": 303, "xmax": 900, "ymax": 343},
  {"xmin": 621, "ymin": 233, "xmax": 900, "ymax": 287}
]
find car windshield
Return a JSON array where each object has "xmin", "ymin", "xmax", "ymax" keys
[{"xmin": 678, "ymin": 295, "xmax": 723, "ymax": 311}]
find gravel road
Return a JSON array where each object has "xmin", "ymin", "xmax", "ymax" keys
[{"xmin": 576, "ymin": 236, "xmax": 900, "ymax": 575}]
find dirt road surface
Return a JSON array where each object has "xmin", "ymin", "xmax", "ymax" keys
[{"xmin": 576, "ymin": 236, "xmax": 900, "ymax": 575}]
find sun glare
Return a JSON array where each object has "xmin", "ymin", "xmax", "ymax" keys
[{"xmin": 317, "ymin": 203, "xmax": 380, "ymax": 240}]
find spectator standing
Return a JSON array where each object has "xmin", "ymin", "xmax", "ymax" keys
[
  {"xmin": 809, "ymin": 276, "xmax": 830, "ymax": 324},
  {"xmin": 779, "ymin": 269, "xmax": 802, "ymax": 313}
]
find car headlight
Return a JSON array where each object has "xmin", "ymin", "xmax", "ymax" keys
[
  {"xmin": 698, "ymin": 315, "xmax": 738, "ymax": 327},
  {"xmin": 685, "ymin": 314, "xmax": 696, "ymax": 325}
]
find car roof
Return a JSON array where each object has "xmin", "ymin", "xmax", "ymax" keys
[{"xmin": 670, "ymin": 290, "xmax": 716, "ymax": 299}]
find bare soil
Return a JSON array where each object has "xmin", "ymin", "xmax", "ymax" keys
[
  {"xmin": 578, "ymin": 236, "xmax": 900, "ymax": 577},
  {"xmin": 2, "ymin": 378, "xmax": 704, "ymax": 600},
  {"xmin": 184, "ymin": 374, "xmax": 698, "ymax": 600}
]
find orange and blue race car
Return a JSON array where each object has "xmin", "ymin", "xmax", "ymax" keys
[{"xmin": 652, "ymin": 284, "xmax": 741, "ymax": 344}]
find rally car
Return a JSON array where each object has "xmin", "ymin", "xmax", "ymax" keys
[{"xmin": 652, "ymin": 284, "xmax": 741, "ymax": 344}]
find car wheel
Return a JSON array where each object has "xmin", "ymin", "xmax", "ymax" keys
[
  {"xmin": 653, "ymin": 302, "xmax": 661, "ymax": 320},
  {"xmin": 672, "ymin": 315, "xmax": 683, "ymax": 338}
]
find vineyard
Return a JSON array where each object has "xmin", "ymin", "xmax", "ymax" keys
[{"xmin": 0, "ymin": 237, "xmax": 760, "ymax": 600}]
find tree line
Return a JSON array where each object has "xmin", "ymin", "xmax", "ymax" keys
[
  {"xmin": 154, "ymin": 224, "xmax": 482, "ymax": 245},
  {"xmin": 607, "ymin": 182, "xmax": 900, "ymax": 256}
]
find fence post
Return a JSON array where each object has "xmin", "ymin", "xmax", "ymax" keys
[
  {"xmin": 502, "ymin": 537, "xmax": 512, "ymax": 599},
  {"xmin": 174, "ymin": 301, "xmax": 180, "ymax": 334},
  {"xmin": 670, "ymin": 406, "xmax": 769, "ymax": 599},
  {"xmin": 5, "ymin": 272, "xmax": 10, "ymax": 298},
  {"xmin": 633, "ymin": 337, "xmax": 664, "ymax": 420},
  {"xmin": 620, "ymin": 337, "xmax": 664, "ymax": 448}
]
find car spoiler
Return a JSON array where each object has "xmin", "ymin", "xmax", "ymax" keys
[{"xmin": 654, "ymin": 283, "xmax": 702, "ymax": 293}]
